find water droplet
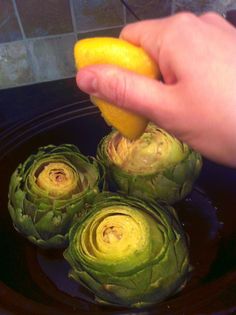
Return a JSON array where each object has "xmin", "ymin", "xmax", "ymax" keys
[{"xmin": 219, "ymin": 221, "xmax": 224, "ymax": 228}]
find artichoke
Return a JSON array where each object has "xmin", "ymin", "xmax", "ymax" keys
[
  {"xmin": 8, "ymin": 144, "xmax": 104, "ymax": 249},
  {"xmin": 97, "ymin": 124, "xmax": 202, "ymax": 204},
  {"xmin": 64, "ymin": 193, "xmax": 190, "ymax": 308}
]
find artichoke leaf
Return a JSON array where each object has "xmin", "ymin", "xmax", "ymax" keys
[
  {"xmin": 10, "ymin": 205, "xmax": 41, "ymax": 239},
  {"xmin": 28, "ymin": 233, "xmax": 68, "ymax": 249}
]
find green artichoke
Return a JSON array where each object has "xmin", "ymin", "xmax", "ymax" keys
[
  {"xmin": 64, "ymin": 193, "xmax": 190, "ymax": 308},
  {"xmin": 8, "ymin": 144, "xmax": 104, "ymax": 249},
  {"xmin": 97, "ymin": 124, "xmax": 202, "ymax": 204}
]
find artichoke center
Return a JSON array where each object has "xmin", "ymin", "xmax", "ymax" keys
[
  {"xmin": 36, "ymin": 162, "xmax": 79, "ymax": 197},
  {"xmin": 108, "ymin": 124, "xmax": 188, "ymax": 174},
  {"xmin": 108, "ymin": 130, "xmax": 166, "ymax": 174},
  {"xmin": 102, "ymin": 225, "xmax": 123, "ymax": 243},
  {"xmin": 82, "ymin": 208, "xmax": 151, "ymax": 261},
  {"xmin": 49, "ymin": 169, "xmax": 67, "ymax": 183}
]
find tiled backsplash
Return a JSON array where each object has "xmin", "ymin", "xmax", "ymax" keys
[{"xmin": 0, "ymin": 0, "xmax": 236, "ymax": 89}]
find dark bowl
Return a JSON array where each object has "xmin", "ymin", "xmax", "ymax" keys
[{"xmin": 0, "ymin": 82, "xmax": 236, "ymax": 315}]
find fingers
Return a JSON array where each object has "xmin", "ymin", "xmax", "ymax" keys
[
  {"xmin": 120, "ymin": 13, "xmax": 198, "ymax": 62},
  {"xmin": 76, "ymin": 65, "xmax": 178, "ymax": 127},
  {"xmin": 120, "ymin": 19, "xmax": 167, "ymax": 62},
  {"xmin": 200, "ymin": 11, "xmax": 234, "ymax": 31}
]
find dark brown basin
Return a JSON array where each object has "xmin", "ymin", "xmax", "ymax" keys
[{"xmin": 0, "ymin": 83, "xmax": 235, "ymax": 315}]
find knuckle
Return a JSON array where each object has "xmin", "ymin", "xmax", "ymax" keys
[
  {"xmin": 175, "ymin": 12, "xmax": 197, "ymax": 24},
  {"xmin": 163, "ymin": 12, "xmax": 198, "ymax": 45},
  {"xmin": 201, "ymin": 11, "xmax": 221, "ymax": 21},
  {"xmin": 171, "ymin": 12, "xmax": 197, "ymax": 32},
  {"xmin": 107, "ymin": 73, "xmax": 127, "ymax": 108}
]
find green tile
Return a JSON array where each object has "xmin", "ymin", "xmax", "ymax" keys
[
  {"xmin": 0, "ymin": 41, "xmax": 34, "ymax": 89},
  {"xmin": 16, "ymin": 0, "xmax": 73, "ymax": 37},
  {"xmin": 173, "ymin": 0, "xmax": 228, "ymax": 14},
  {"xmin": 78, "ymin": 27, "xmax": 122, "ymax": 40},
  {"xmin": 72, "ymin": 0, "xmax": 124, "ymax": 32},
  {"xmin": 27, "ymin": 35, "xmax": 76, "ymax": 81},
  {"xmin": 125, "ymin": 0, "xmax": 172, "ymax": 22}
]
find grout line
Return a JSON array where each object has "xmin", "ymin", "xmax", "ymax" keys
[
  {"xmin": 69, "ymin": 0, "xmax": 78, "ymax": 33},
  {"xmin": 171, "ymin": 0, "xmax": 176, "ymax": 14},
  {"xmin": 12, "ymin": 0, "xmax": 26, "ymax": 39},
  {"xmin": 69, "ymin": 0, "xmax": 78, "ymax": 43},
  {"xmin": 25, "ymin": 32, "xmax": 76, "ymax": 42},
  {"xmin": 122, "ymin": 2, "xmax": 127, "ymax": 25},
  {"xmin": 0, "ymin": 26, "xmax": 125, "ymax": 47},
  {"xmin": 77, "ymin": 24, "xmax": 124, "ymax": 34},
  {"xmin": 0, "ymin": 74, "xmax": 76, "ymax": 91},
  {"xmin": 11, "ymin": 0, "xmax": 38, "ymax": 82},
  {"xmin": 0, "ymin": 26, "xmax": 124, "ymax": 47}
]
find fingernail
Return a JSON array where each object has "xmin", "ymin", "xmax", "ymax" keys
[{"xmin": 77, "ymin": 70, "xmax": 97, "ymax": 93}]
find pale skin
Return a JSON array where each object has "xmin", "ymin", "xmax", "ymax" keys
[{"xmin": 76, "ymin": 12, "xmax": 236, "ymax": 167}]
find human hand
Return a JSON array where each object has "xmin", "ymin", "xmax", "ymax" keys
[{"xmin": 76, "ymin": 12, "xmax": 236, "ymax": 167}]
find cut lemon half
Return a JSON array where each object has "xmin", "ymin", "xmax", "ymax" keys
[{"xmin": 74, "ymin": 37, "xmax": 160, "ymax": 140}]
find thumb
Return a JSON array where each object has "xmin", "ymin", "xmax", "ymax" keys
[{"xmin": 76, "ymin": 64, "xmax": 179, "ymax": 127}]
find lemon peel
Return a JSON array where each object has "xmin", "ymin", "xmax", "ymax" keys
[{"xmin": 74, "ymin": 37, "xmax": 160, "ymax": 140}]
